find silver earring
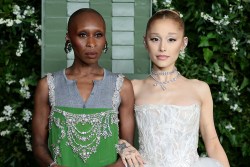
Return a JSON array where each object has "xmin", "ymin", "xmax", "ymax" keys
[
  {"xmin": 103, "ymin": 42, "xmax": 108, "ymax": 53},
  {"xmin": 64, "ymin": 40, "xmax": 72, "ymax": 54}
]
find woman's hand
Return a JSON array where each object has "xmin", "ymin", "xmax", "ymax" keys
[{"xmin": 116, "ymin": 139, "xmax": 145, "ymax": 167}]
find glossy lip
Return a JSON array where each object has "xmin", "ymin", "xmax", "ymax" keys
[{"xmin": 156, "ymin": 55, "xmax": 169, "ymax": 60}]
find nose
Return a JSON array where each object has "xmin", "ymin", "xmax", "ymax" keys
[
  {"xmin": 86, "ymin": 37, "xmax": 96, "ymax": 48},
  {"xmin": 160, "ymin": 41, "xmax": 166, "ymax": 52}
]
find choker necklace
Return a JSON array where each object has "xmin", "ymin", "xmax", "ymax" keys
[
  {"xmin": 151, "ymin": 67, "xmax": 177, "ymax": 75},
  {"xmin": 150, "ymin": 70, "xmax": 180, "ymax": 91}
]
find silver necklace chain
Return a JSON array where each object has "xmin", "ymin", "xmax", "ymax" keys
[
  {"xmin": 150, "ymin": 71, "xmax": 180, "ymax": 91},
  {"xmin": 151, "ymin": 67, "xmax": 177, "ymax": 75}
]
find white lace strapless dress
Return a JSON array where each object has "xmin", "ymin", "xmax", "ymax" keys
[{"xmin": 135, "ymin": 104, "xmax": 223, "ymax": 167}]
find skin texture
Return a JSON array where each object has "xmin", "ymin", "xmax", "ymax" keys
[
  {"xmin": 32, "ymin": 9, "xmax": 135, "ymax": 167},
  {"xmin": 131, "ymin": 10, "xmax": 230, "ymax": 167}
]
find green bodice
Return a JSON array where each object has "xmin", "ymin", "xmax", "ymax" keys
[{"xmin": 48, "ymin": 106, "xmax": 119, "ymax": 167}]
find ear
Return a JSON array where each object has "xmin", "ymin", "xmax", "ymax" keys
[
  {"xmin": 143, "ymin": 36, "xmax": 148, "ymax": 49},
  {"xmin": 65, "ymin": 33, "xmax": 70, "ymax": 41}
]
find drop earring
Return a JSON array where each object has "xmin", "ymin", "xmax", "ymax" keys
[
  {"xmin": 103, "ymin": 42, "xmax": 108, "ymax": 53},
  {"xmin": 64, "ymin": 40, "xmax": 72, "ymax": 54}
]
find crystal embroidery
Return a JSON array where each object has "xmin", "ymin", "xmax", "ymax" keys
[
  {"xmin": 47, "ymin": 73, "xmax": 124, "ymax": 163},
  {"xmin": 51, "ymin": 107, "xmax": 119, "ymax": 162}
]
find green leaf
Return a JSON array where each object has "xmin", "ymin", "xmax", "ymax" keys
[
  {"xmin": 224, "ymin": 63, "xmax": 233, "ymax": 71},
  {"xmin": 207, "ymin": 32, "xmax": 217, "ymax": 39},
  {"xmin": 239, "ymin": 77, "xmax": 249, "ymax": 90},
  {"xmin": 203, "ymin": 48, "xmax": 213, "ymax": 63},
  {"xmin": 198, "ymin": 36, "xmax": 210, "ymax": 47}
]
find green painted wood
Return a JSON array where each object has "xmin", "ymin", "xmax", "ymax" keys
[
  {"xmin": 42, "ymin": 0, "xmax": 152, "ymax": 77},
  {"xmin": 42, "ymin": 1, "xmax": 67, "ymax": 76}
]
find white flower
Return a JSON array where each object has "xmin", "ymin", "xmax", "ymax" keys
[
  {"xmin": 0, "ymin": 117, "xmax": 5, "ymax": 123},
  {"xmin": 3, "ymin": 105, "xmax": 14, "ymax": 117},
  {"xmin": 19, "ymin": 78, "xmax": 26, "ymax": 85},
  {"xmin": 225, "ymin": 123, "xmax": 235, "ymax": 131},
  {"xmin": 230, "ymin": 104, "xmax": 238, "ymax": 111},
  {"xmin": 238, "ymin": 5, "xmax": 243, "ymax": 10},
  {"xmin": 6, "ymin": 19, "xmax": 14, "ymax": 27},
  {"xmin": 20, "ymin": 87, "xmax": 31, "ymax": 99},
  {"xmin": 6, "ymin": 80, "xmax": 15, "ymax": 85},
  {"xmin": 24, "ymin": 133, "xmax": 32, "ymax": 151},
  {"xmin": 231, "ymin": 37, "xmax": 239, "ymax": 51},
  {"xmin": 16, "ymin": 40, "xmax": 24, "ymax": 57},
  {"xmin": 218, "ymin": 75, "xmax": 226, "ymax": 82},
  {"xmin": 16, "ymin": 14, "xmax": 23, "ymax": 20},
  {"xmin": 14, "ymin": 19, "xmax": 22, "ymax": 24},
  {"xmin": 0, "ymin": 18, "xmax": 5, "ymax": 24},
  {"xmin": 0, "ymin": 130, "xmax": 10, "ymax": 136},
  {"xmin": 224, "ymin": 15, "xmax": 229, "ymax": 19},
  {"xmin": 23, "ymin": 6, "xmax": 35, "ymax": 16},
  {"xmin": 222, "ymin": 93, "xmax": 229, "ymax": 101},
  {"xmin": 234, "ymin": 20, "xmax": 240, "ymax": 24},
  {"xmin": 16, "ymin": 123, "xmax": 23, "ymax": 128},
  {"xmin": 13, "ymin": 5, "xmax": 21, "ymax": 15},
  {"xmin": 237, "ymin": 108, "xmax": 242, "ymax": 113},
  {"xmin": 22, "ymin": 109, "xmax": 32, "ymax": 122}
]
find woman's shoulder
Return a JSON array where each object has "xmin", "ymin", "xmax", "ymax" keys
[
  {"xmin": 184, "ymin": 77, "xmax": 211, "ymax": 95},
  {"xmin": 187, "ymin": 78, "xmax": 209, "ymax": 87},
  {"xmin": 131, "ymin": 79, "xmax": 146, "ymax": 87}
]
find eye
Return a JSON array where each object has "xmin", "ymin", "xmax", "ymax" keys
[
  {"xmin": 150, "ymin": 37, "xmax": 160, "ymax": 42},
  {"xmin": 95, "ymin": 32, "xmax": 103, "ymax": 38},
  {"xmin": 79, "ymin": 32, "xmax": 87, "ymax": 38},
  {"xmin": 167, "ymin": 38, "xmax": 176, "ymax": 42}
]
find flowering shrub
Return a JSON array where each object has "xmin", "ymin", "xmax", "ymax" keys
[
  {"xmin": 154, "ymin": 0, "xmax": 250, "ymax": 166},
  {"xmin": 0, "ymin": 0, "xmax": 41, "ymax": 166}
]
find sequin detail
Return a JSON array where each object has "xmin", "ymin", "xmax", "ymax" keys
[
  {"xmin": 47, "ymin": 73, "xmax": 124, "ymax": 163},
  {"xmin": 50, "ymin": 107, "xmax": 119, "ymax": 162}
]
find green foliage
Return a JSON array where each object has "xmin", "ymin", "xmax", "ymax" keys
[
  {"xmin": 1, "ymin": 0, "xmax": 249, "ymax": 166},
  {"xmin": 0, "ymin": 0, "xmax": 41, "ymax": 166},
  {"xmin": 154, "ymin": 0, "xmax": 250, "ymax": 166}
]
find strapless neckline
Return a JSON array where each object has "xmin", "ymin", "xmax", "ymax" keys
[{"xmin": 135, "ymin": 103, "xmax": 200, "ymax": 109}]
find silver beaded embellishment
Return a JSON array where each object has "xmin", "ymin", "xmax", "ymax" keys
[
  {"xmin": 150, "ymin": 71, "xmax": 180, "ymax": 91},
  {"xmin": 47, "ymin": 73, "xmax": 124, "ymax": 163}
]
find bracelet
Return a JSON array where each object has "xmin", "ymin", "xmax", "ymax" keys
[{"xmin": 48, "ymin": 161, "xmax": 56, "ymax": 167}]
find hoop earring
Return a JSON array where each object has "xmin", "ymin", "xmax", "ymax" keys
[
  {"xmin": 103, "ymin": 42, "xmax": 108, "ymax": 53},
  {"xmin": 64, "ymin": 40, "xmax": 72, "ymax": 54}
]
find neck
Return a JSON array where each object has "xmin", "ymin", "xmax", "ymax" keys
[
  {"xmin": 151, "ymin": 67, "xmax": 177, "ymax": 76},
  {"xmin": 67, "ymin": 64, "xmax": 103, "ymax": 76}
]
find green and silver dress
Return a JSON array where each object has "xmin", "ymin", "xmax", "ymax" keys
[{"xmin": 47, "ymin": 69, "xmax": 123, "ymax": 167}]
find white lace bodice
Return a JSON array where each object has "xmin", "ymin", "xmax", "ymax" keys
[{"xmin": 135, "ymin": 104, "xmax": 200, "ymax": 167}]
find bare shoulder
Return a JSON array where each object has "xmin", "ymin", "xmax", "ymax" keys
[
  {"xmin": 37, "ymin": 76, "xmax": 48, "ymax": 89},
  {"xmin": 131, "ymin": 79, "xmax": 144, "ymax": 87},
  {"xmin": 187, "ymin": 78, "xmax": 211, "ymax": 96},
  {"xmin": 35, "ymin": 76, "xmax": 49, "ymax": 98},
  {"xmin": 119, "ymin": 77, "xmax": 134, "ymax": 103},
  {"xmin": 121, "ymin": 77, "xmax": 133, "ymax": 91},
  {"xmin": 131, "ymin": 79, "xmax": 145, "ymax": 90}
]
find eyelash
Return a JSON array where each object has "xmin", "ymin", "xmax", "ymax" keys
[
  {"xmin": 150, "ymin": 37, "xmax": 176, "ymax": 42},
  {"xmin": 79, "ymin": 32, "xmax": 103, "ymax": 38}
]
